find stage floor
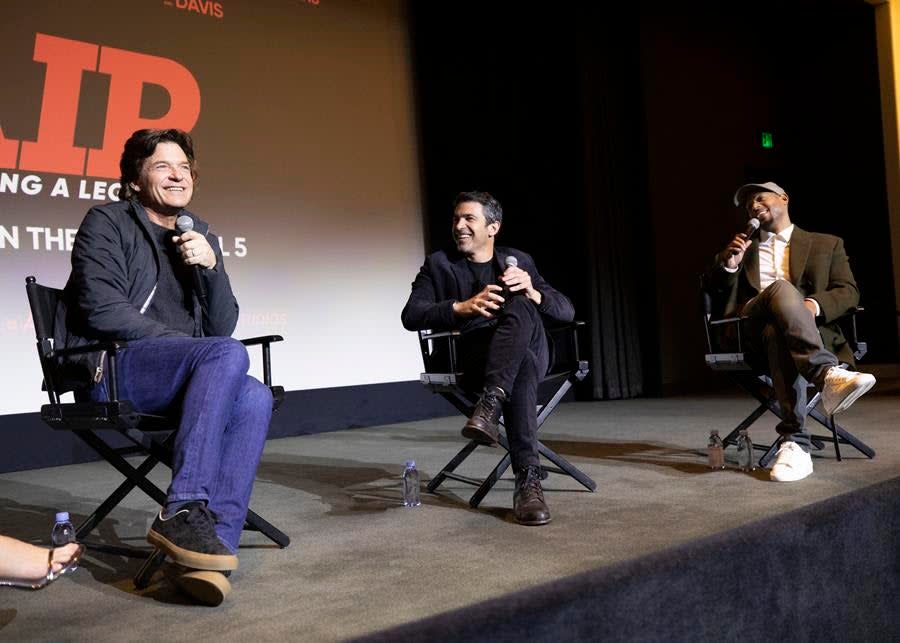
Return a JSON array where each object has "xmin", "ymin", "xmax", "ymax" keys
[{"xmin": 2, "ymin": 391, "xmax": 898, "ymax": 640}]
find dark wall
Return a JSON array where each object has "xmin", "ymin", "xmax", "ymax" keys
[
  {"xmin": 641, "ymin": 0, "xmax": 896, "ymax": 391},
  {"xmin": 410, "ymin": 0, "xmax": 896, "ymax": 397},
  {"xmin": 409, "ymin": 3, "xmax": 658, "ymax": 397},
  {"xmin": 409, "ymin": 2, "xmax": 587, "ymax": 311}
]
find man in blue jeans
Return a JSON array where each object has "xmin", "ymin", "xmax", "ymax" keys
[{"xmin": 62, "ymin": 128, "xmax": 272, "ymax": 604}]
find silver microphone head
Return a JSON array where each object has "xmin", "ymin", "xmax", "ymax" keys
[
  {"xmin": 504, "ymin": 256, "xmax": 518, "ymax": 269},
  {"xmin": 175, "ymin": 215, "xmax": 194, "ymax": 234},
  {"xmin": 747, "ymin": 217, "xmax": 760, "ymax": 231}
]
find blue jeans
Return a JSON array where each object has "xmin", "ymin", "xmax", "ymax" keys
[{"xmin": 88, "ymin": 336, "xmax": 273, "ymax": 551}]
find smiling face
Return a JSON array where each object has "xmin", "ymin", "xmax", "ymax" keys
[
  {"xmin": 452, "ymin": 200, "xmax": 499, "ymax": 262},
  {"xmin": 131, "ymin": 141, "xmax": 194, "ymax": 220},
  {"xmin": 745, "ymin": 191, "xmax": 790, "ymax": 233}
]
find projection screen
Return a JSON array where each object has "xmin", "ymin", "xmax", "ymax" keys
[{"xmin": 0, "ymin": 0, "xmax": 425, "ymax": 415}]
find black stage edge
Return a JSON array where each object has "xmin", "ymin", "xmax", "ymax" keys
[
  {"xmin": 0, "ymin": 381, "xmax": 455, "ymax": 474},
  {"xmin": 358, "ymin": 476, "xmax": 900, "ymax": 643}
]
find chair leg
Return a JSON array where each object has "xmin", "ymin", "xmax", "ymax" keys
[
  {"xmin": 469, "ymin": 452, "xmax": 512, "ymax": 509},
  {"xmin": 536, "ymin": 442, "xmax": 597, "ymax": 492},
  {"xmin": 808, "ymin": 408, "xmax": 875, "ymax": 459},
  {"xmin": 243, "ymin": 509, "xmax": 291, "ymax": 548},
  {"xmin": 76, "ymin": 451, "xmax": 163, "ymax": 541},
  {"xmin": 427, "ymin": 441, "xmax": 479, "ymax": 494},
  {"xmin": 759, "ymin": 440, "xmax": 780, "ymax": 469},
  {"xmin": 133, "ymin": 548, "xmax": 168, "ymax": 589}
]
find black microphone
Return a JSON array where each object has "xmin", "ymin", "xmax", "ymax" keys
[
  {"xmin": 175, "ymin": 215, "xmax": 208, "ymax": 305},
  {"xmin": 501, "ymin": 255, "xmax": 523, "ymax": 298},
  {"xmin": 730, "ymin": 217, "xmax": 760, "ymax": 255}
]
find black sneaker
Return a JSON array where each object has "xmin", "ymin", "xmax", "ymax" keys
[
  {"xmin": 513, "ymin": 466, "xmax": 551, "ymax": 526},
  {"xmin": 147, "ymin": 502, "xmax": 238, "ymax": 571},
  {"xmin": 461, "ymin": 386, "xmax": 506, "ymax": 446}
]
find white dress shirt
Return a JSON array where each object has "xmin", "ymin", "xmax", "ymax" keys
[
  {"xmin": 724, "ymin": 223, "xmax": 821, "ymax": 315},
  {"xmin": 758, "ymin": 225, "xmax": 793, "ymax": 291}
]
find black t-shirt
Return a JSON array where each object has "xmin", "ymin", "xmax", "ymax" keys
[
  {"xmin": 145, "ymin": 222, "xmax": 196, "ymax": 335},
  {"xmin": 466, "ymin": 258, "xmax": 496, "ymax": 295}
]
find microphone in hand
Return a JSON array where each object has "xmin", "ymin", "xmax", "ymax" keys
[
  {"xmin": 500, "ymin": 255, "xmax": 523, "ymax": 298},
  {"xmin": 175, "ymin": 215, "xmax": 208, "ymax": 304},
  {"xmin": 730, "ymin": 217, "xmax": 761, "ymax": 256}
]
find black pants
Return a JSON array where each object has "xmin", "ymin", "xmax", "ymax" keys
[
  {"xmin": 741, "ymin": 281, "xmax": 838, "ymax": 449},
  {"xmin": 458, "ymin": 296, "xmax": 549, "ymax": 471}
]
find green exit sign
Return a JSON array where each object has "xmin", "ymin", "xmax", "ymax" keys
[{"xmin": 761, "ymin": 131, "xmax": 774, "ymax": 149}]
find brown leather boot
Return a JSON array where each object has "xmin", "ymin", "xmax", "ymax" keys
[
  {"xmin": 461, "ymin": 386, "xmax": 506, "ymax": 446},
  {"xmin": 513, "ymin": 465, "xmax": 551, "ymax": 526}
]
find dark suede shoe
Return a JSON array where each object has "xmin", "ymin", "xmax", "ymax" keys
[
  {"xmin": 461, "ymin": 386, "xmax": 506, "ymax": 447},
  {"xmin": 147, "ymin": 502, "xmax": 238, "ymax": 571},
  {"xmin": 513, "ymin": 466, "xmax": 551, "ymax": 526}
]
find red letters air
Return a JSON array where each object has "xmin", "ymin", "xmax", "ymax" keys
[{"xmin": 0, "ymin": 33, "xmax": 201, "ymax": 179}]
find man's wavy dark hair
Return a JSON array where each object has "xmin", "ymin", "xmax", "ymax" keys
[
  {"xmin": 119, "ymin": 128, "xmax": 196, "ymax": 201},
  {"xmin": 453, "ymin": 191, "xmax": 503, "ymax": 225}
]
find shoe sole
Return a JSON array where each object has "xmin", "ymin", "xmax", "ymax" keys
[
  {"xmin": 826, "ymin": 376, "xmax": 876, "ymax": 415},
  {"xmin": 770, "ymin": 467, "xmax": 813, "ymax": 482},
  {"xmin": 515, "ymin": 515, "xmax": 552, "ymax": 526},
  {"xmin": 461, "ymin": 424, "xmax": 499, "ymax": 447},
  {"xmin": 173, "ymin": 570, "xmax": 231, "ymax": 606},
  {"xmin": 147, "ymin": 530, "xmax": 238, "ymax": 571}
]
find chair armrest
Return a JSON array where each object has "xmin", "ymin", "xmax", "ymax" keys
[
  {"xmin": 239, "ymin": 336, "xmax": 283, "ymax": 389},
  {"xmin": 546, "ymin": 320, "xmax": 586, "ymax": 331},
  {"xmin": 708, "ymin": 316, "xmax": 745, "ymax": 327},
  {"xmin": 240, "ymin": 335, "xmax": 284, "ymax": 346},
  {"xmin": 419, "ymin": 330, "xmax": 461, "ymax": 341},
  {"xmin": 47, "ymin": 340, "xmax": 127, "ymax": 358}
]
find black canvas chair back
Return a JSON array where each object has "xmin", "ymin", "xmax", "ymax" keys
[
  {"xmin": 417, "ymin": 321, "xmax": 596, "ymax": 508},
  {"xmin": 25, "ymin": 275, "xmax": 289, "ymax": 585},
  {"xmin": 700, "ymin": 275, "xmax": 874, "ymax": 467}
]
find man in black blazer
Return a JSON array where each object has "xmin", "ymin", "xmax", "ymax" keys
[
  {"xmin": 705, "ymin": 181, "xmax": 875, "ymax": 482},
  {"xmin": 402, "ymin": 191, "xmax": 575, "ymax": 525}
]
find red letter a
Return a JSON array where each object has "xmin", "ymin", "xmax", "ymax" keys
[{"xmin": 18, "ymin": 34, "xmax": 98, "ymax": 175}]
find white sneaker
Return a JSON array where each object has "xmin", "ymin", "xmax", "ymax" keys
[
  {"xmin": 769, "ymin": 441, "xmax": 813, "ymax": 482},
  {"xmin": 820, "ymin": 366, "xmax": 876, "ymax": 416}
]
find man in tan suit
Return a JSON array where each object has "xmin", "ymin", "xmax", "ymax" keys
[{"xmin": 705, "ymin": 182, "xmax": 875, "ymax": 482}]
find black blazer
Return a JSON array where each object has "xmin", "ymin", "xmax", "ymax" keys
[{"xmin": 401, "ymin": 246, "xmax": 575, "ymax": 332}]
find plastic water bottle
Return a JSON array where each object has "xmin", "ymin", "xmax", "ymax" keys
[
  {"xmin": 401, "ymin": 460, "xmax": 421, "ymax": 507},
  {"xmin": 51, "ymin": 512, "xmax": 77, "ymax": 546},
  {"xmin": 707, "ymin": 430, "xmax": 725, "ymax": 469},
  {"xmin": 50, "ymin": 511, "xmax": 78, "ymax": 570},
  {"xmin": 736, "ymin": 430, "xmax": 755, "ymax": 471}
]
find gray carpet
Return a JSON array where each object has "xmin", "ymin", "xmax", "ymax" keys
[{"xmin": 2, "ymin": 391, "xmax": 898, "ymax": 641}]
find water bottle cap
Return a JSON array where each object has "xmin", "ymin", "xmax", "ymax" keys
[
  {"xmin": 405, "ymin": 460, "xmax": 416, "ymax": 468},
  {"xmin": 55, "ymin": 511, "xmax": 69, "ymax": 522}
]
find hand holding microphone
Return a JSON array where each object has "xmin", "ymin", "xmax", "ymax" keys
[
  {"xmin": 723, "ymin": 217, "xmax": 760, "ymax": 269},
  {"xmin": 499, "ymin": 255, "xmax": 542, "ymax": 305},
  {"xmin": 174, "ymin": 215, "xmax": 214, "ymax": 304}
]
